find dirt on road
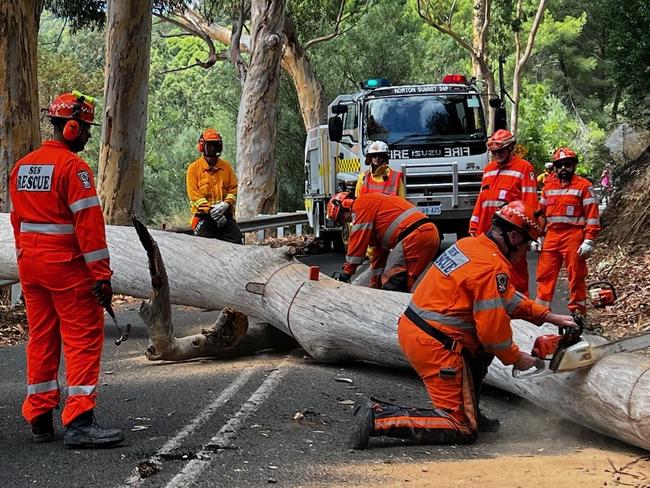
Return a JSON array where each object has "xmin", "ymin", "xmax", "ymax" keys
[{"xmin": 314, "ymin": 449, "xmax": 650, "ymax": 487}]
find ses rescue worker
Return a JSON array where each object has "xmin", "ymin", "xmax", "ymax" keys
[
  {"xmin": 327, "ymin": 192, "xmax": 439, "ymax": 292},
  {"xmin": 186, "ymin": 128, "xmax": 243, "ymax": 244},
  {"xmin": 534, "ymin": 148, "xmax": 600, "ymax": 317},
  {"xmin": 469, "ymin": 129, "xmax": 539, "ymax": 295},
  {"xmin": 9, "ymin": 91, "xmax": 124, "ymax": 448},
  {"xmin": 355, "ymin": 140, "xmax": 406, "ymax": 198},
  {"xmin": 350, "ymin": 201, "xmax": 576, "ymax": 449}
]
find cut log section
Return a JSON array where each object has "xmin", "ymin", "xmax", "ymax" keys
[{"xmin": 0, "ymin": 213, "xmax": 648, "ymax": 451}]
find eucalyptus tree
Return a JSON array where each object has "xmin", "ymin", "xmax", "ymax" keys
[{"xmin": 416, "ymin": 0, "xmax": 548, "ymax": 134}]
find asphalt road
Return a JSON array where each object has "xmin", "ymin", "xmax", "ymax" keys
[{"xmin": 0, "ymin": 250, "xmax": 642, "ymax": 487}]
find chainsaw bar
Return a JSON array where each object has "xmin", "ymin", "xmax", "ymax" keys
[
  {"xmin": 592, "ymin": 331, "xmax": 650, "ymax": 356},
  {"xmin": 551, "ymin": 331, "xmax": 650, "ymax": 373}
]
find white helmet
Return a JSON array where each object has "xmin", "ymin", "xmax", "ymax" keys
[
  {"xmin": 365, "ymin": 140, "xmax": 389, "ymax": 156},
  {"xmin": 545, "ymin": 162, "xmax": 554, "ymax": 170}
]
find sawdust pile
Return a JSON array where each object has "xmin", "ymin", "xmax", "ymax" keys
[{"xmin": 258, "ymin": 234, "xmax": 320, "ymax": 254}]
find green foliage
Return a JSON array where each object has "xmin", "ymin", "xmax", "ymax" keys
[
  {"xmin": 34, "ymin": 0, "xmax": 647, "ymax": 224},
  {"xmin": 517, "ymin": 83, "xmax": 606, "ymax": 179},
  {"xmin": 38, "ymin": 13, "xmax": 105, "ymax": 170},
  {"xmin": 602, "ymin": 0, "xmax": 650, "ymax": 125}
]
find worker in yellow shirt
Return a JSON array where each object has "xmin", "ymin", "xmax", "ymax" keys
[
  {"xmin": 537, "ymin": 162, "xmax": 555, "ymax": 189},
  {"xmin": 355, "ymin": 141, "xmax": 406, "ymax": 198},
  {"xmin": 186, "ymin": 128, "xmax": 243, "ymax": 244}
]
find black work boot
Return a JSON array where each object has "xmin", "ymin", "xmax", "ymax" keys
[
  {"xmin": 350, "ymin": 399, "xmax": 375, "ymax": 450},
  {"xmin": 64, "ymin": 410, "xmax": 124, "ymax": 448},
  {"xmin": 31, "ymin": 410, "xmax": 54, "ymax": 443},
  {"xmin": 477, "ymin": 411, "xmax": 501, "ymax": 433}
]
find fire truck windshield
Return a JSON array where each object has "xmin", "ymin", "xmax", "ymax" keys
[{"xmin": 364, "ymin": 93, "xmax": 486, "ymax": 146}]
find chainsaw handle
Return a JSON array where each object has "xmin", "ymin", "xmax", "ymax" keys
[{"xmin": 512, "ymin": 358, "xmax": 547, "ymax": 379}]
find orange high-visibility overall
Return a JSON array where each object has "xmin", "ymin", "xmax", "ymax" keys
[
  {"xmin": 469, "ymin": 155, "xmax": 538, "ymax": 295},
  {"xmin": 342, "ymin": 193, "xmax": 439, "ymax": 291},
  {"xmin": 536, "ymin": 174, "xmax": 600, "ymax": 315},
  {"xmin": 371, "ymin": 234, "xmax": 549, "ymax": 443},
  {"xmin": 10, "ymin": 140, "xmax": 112, "ymax": 426}
]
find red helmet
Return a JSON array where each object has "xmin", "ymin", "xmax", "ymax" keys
[
  {"xmin": 197, "ymin": 128, "xmax": 223, "ymax": 153},
  {"xmin": 552, "ymin": 147, "xmax": 578, "ymax": 163},
  {"xmin": 327, "ymin": 192, "xmax": 355, "ymax": 223},
  {"xmin": 493, "ymin": 200, "xmax": 545, "ymax": 240},
  {"xmin": 46, "ymin": 91, "xmax": 97, "ymax": 125},
  {"xmin": 487, "ymin": 129, "xmax": 516, "ymax": 152}
]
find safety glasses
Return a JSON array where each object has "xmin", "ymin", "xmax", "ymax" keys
[{"xmin": 554, "ymin": 161, "xmax": 575, "ymax": 169}]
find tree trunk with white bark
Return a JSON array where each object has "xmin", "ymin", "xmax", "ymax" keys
[
  {"xmin": 0, "ymin": 1, "xmax": 43, "ymax": 211},
  {"xmin": 0, "ymin": 213, "xmax": 649, "ymax": 451},
  {"xmin": 235, "ymin": 0, "xmax": 285, "ymax": 219},
  {"xmin": 97, "ymin": 0, "xmax": 153, "ymax": 224},
  {"xmin": 166, "ymin": 7, "xmax": 326, "ymax": 132}
]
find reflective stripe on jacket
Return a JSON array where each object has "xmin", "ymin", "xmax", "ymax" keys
[
  {"xmin": 186, "ymin": 156, "xmax": 238, "ymax": 216},
  {"xmin": 469, "ymin": 155, "xmax": 539, "ymax": 235},
  {"xmin": 403, "ymin": 234, "xmax": 549, "ymax": 365},
  {"xmin": 9, "ymin": 140, "xmax": 112, "ymax": 281},
  {"xmin": 355, "ymin": 167, "xmax": 405, "ymax": 197},
  {"xmin": 539, "ymin": 174, "xmax": 600, "ymax": 240},
  {"xmin": 343, "ymin": 193, "xmax": 428, "ymax": 275}
]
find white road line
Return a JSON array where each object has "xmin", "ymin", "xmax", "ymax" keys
[
  {"xmin": 164, "ymin": 363, "xmax": 290, "ymax": 488},
  {"xmin": 122, "ymin": 367, "xmax": 256, "ymax": 487}
]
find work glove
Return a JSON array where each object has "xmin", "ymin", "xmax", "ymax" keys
[
  {"xmin": 92, "ymin": 280, "xmax": 113, "ymax": 309},
  {"xmin": 213, "ymin": 214, "xmax": 227, "ymax": 228},
  {"xmin": 210, "ymin": 201, "xmax": 230, "ymax": 220},
  {"xmin": 530, "ymin": 237, "xmax": 543, "ymax": 252},
  {"xmin": 577, "ymin": 239, "xmax": 594, "ymax": 258},
  {"xmin": 337, "ymin": 272, "xmax": 351, "ymax": 283}
]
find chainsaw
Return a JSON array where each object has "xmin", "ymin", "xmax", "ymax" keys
[
  {"xmin": 588, "ymin": 281, "xmax": 617, "ymax": 308},
  {"xmin": 513, "ymin": 316, "xmax": 650, "ymax": 378}
]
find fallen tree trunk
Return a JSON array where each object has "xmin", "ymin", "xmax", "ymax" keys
[{"xmin": 0, "ymin": 213, "xmax": 648, "ymax": 451}]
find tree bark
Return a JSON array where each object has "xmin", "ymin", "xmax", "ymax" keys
[
  {"xmin": 509, "ymin": 0, "xmax": 547, "ymax": 134},
  {"xmin": 471, "ymin": 0, "xmax": 496, "ymax": 134},
  {"xmin": 164, "ymin": 7, "xmax": 326, "ymax": 132},
  {"xmin": 235, "ymin": 0, "xmax": 285, "ymax": 220},
  {"xmin": 0, "ymin": 1, "xmax": 43, "ymax": 211},
  {"xmin": 1, "ymin": 213, "xmax": 649, "ymax": 451},
  {"xmin": 282, "ymin": 13, "xmax": 326, "ymax": 130},
  {"xmin": 97, "ymin": 0, "xmax": 153, "ymax": 225}
]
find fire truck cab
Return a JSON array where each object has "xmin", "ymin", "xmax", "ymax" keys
[{"xmin": 304, "ymin": 76, "xmax": 490, "ymax": 245}]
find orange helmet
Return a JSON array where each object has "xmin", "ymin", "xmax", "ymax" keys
[
  {"xmin": 327, "ymin": 192, "xmax": 355, "ymax": 223},
  {"xmin": 487, "ymin": 129, "xmax": 516, "ymax": 151},
  {"xmin": 46, "ymin": 91, "xmax": 98, "ymax": 125},
  {"xmin": 493, "ymin": 200, "xmax": 545, "ymax": 240},
  {"xmin": 197, "ymin": 128, "xmax": 223, "ymax": 153},
  {"xmin": 552, "ymin": 147, "xmax": 578, "ymax": 163}
]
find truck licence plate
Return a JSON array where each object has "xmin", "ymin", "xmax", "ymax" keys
[{"xmin": 422, "ymin": 205, "xmax": 441, "ymax": 216}]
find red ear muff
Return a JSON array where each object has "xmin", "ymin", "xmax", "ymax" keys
[
  {"xmin": 197, "ymin": 137, "xmax": 204, "ymax": 153},
  {"xmin": 62, "ymin": 120, "xmax": 80, "ymax": 141}
]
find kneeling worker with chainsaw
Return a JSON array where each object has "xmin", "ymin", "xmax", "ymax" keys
[
  {"xmin": 534, "ymin": 147, "xmax": 600, "ymax": 317},
  {"xmin": 327, "ymin": 192, "xmax": 439, "ymax": 292},
  {"xmin": 9, "ymin": 92, "xmax": 124, "ymax": 447},
  {"xmin": 350, "ymin": 201, "xmax": 576, "ymax": 449}
]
